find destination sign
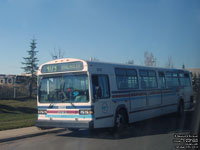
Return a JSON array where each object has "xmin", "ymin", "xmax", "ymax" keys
[{"xmin": 41, "ymin": 61, "xmax": 84, "ymax": 73}]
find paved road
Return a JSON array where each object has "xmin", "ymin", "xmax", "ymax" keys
[{"xmin": 0, "ymin": 111, "xmax": 194, "ymax": 150}]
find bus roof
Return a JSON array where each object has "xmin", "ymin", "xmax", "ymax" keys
[{"xmin": 37, "ymin": 58, "xmax": 189, "ymax": 75}]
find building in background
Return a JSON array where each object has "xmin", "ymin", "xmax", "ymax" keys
[
  {"xmin": 186, "ymin": 68, "xmax": 200, "ymax": 76},
  {"xmin": 0, "ymin": 74, "xmax": 30, "ymax": 85},
  {"xmin": 0, "ymin": 74, "xmax": 15, "ymax": 85}
]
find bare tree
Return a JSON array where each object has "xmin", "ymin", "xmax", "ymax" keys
[
  {"xmin": 165, "ymin": 56, "xmax": 174, "ymax": 68},
  {"xmin": 89, "ymin": 57, "xmax": 99, "ymax": 61},
  {"xmin": 144, "ymin": 51, "xmax": 156, "ymax": 67},
  {"xmin": 182, "ymin": 63, "xmax": 185, "ymax": 69},
  {"xmin": 50, "ymin": 48, "xmax": 65, "ymax": 60}
]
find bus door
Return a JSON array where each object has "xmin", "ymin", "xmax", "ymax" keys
[{"xmin": 92, "ymin": 74, "xmax": 113, "ymax": 128}]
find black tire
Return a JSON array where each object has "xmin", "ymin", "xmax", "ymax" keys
[
  {"xmin": 37, "ymin": 127, "xmax": 54, "ymax": 130},
  {"xmin": 68, "ymin": 128, "xmax": 79, "ymax": 132},
  {"xmin": 114, "ymin": 109, "xmax": 128, "ymax": 132}
]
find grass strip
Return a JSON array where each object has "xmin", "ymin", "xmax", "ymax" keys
[{"xmin": 0, "ymin": 99, "xmax": 37, "ymax": 131}]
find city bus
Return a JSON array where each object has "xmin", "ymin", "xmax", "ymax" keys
[{"xmin": 36, "ymin": 58, "xmax": 193, "ymax": 130}]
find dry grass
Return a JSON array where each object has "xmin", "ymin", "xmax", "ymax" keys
[{"xmin": 0, "ymin": 99, "xmax": 37, "ymax": 130}]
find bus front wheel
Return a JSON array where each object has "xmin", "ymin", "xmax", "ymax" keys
[{"xmin": 114, "ymin": 109, "xmax": 128, "ymax": 132}]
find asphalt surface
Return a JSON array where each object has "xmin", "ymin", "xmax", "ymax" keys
[
  {"xmin": 0, "ymin": 127, "xmax": 65, "ymax": 143},
  {"xmin": 0, "ymin": 111, "xmax": 197, "ymax": 150}
]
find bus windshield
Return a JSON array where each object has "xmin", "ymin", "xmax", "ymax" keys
[{"xmin": 39, "ymin": 74, "xmax": 89, "ymax": 103}]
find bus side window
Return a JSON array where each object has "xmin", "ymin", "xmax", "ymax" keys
[
  {"xmin": 148, "ymin": 71, "xmax": 157, "ymax": 88},
  {"xmin": 92, "ymin": 75, "xmax": 110, "ymax": 99},
  {"xmin": 158, "ymin": 72, "xmax": 166, "ymax": 88},
  {"xmin": 139, "ymin": 70, "xmax": 157, "ymax": 89},
  {"xmin": 166, "ymin": 72, "xmax": 179, "ymax": 87},
  {"xmin": 115, "ymin": 68, "xmax": 138, "ymax": 89},
  {"xmin": 139, "ymin": 70, "xmax": 148, "ymax": 89},
  {"xmin": 115, "ymin": 68, "xmax": 127, "ymax": 89},
  {"xmin": 184, "ymin": 73, "xmax": 191, "ymax": 87},
  {"xmin": 179, "ymin": 73, "xmax": 191, "ymax": 87}
]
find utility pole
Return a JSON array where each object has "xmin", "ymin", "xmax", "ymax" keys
[{"xmin": 13, "ymin": 76, "xmax": 16, "ymax": 99}]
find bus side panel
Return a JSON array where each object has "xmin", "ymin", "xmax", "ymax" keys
[
  {"xmin": 129, "ymin": 93, "xmax": 147, "ymax": 123},
  {"xmin": 131, "ymin": 95, "xmax": 147, "ymax": 109},
  {"xmin": 180, "ymin": 87, "xmax": 193, "ymax": 110},
  {"xmin": 181, "ymin": 73, "xmax": 193, "ymax": 110},
  {"xmin": 130, "ymin": 91, "xmax": 163, "ymax": 123},
  {"xmin": 130, "ymin": 106, "xmax": 164, "ymax": 123},
  {"xmin": 93, "ymin": 100, "xmax": 114, "ymax": 128},
  {"xmin": 161, "ymin": 88, "xmax": 178, "ymax": 114}
]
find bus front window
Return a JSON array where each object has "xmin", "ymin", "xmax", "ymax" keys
[{"xmin": 39, "ymin": 74, "xmax": 89, "ymax": 103}]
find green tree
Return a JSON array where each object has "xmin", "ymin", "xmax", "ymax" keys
[
  {"xmin": 192, "ymin": 73, "xmax": 200, "ymax": 101},
  {"xmin": 21, "ymin": 39, "xmax": 39, "ymax": 98},
  {"xmin": 193, "ymin": 74, "xmax": 198, "ymax": 93},
  {"xmin": 198, "ymin": 74, "xmax": 200, "ymax": 91}
]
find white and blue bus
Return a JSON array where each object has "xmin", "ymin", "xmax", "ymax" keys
[{"xmin": 36, "ymin": 58, "xmax": 193, "ymax": 129}]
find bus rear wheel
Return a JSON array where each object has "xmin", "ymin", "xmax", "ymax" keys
[
  {"xmin": 114, "ymin": 110, "xmax": 128, "ymax": 132},
  {"xmin": 68, "ymin": 128, "xmax": 79, "ymax": 132}
]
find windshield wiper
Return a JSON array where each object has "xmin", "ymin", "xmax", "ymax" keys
[
  {"xmin": 49, "ymin": 102, "xmax": 54, "ymax": 109},
  {"xmin": 68, "ymin": 99, "xmax": 75, "ymax": 107}
]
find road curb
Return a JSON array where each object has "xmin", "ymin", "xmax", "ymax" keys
[{"xmin": 0, "ymin": 128, "xmax": 66, "ymax": 143}]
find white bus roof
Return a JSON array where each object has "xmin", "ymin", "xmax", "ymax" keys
[{"xmin": 37, "ymin": 58, "xmax": 189, "ymax": 75}]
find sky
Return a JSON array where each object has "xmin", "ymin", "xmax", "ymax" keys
[{"xmin": 0, "ymin": 0, "xmax": 200, "ymax": 74}]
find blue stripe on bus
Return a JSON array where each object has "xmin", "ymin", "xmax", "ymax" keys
[
  {"xmin": 164, "ymin": 93, "xmax": 176, "ymax": 96},
  {"xmin": 112, "ymin": 90, "xmax": 132, "ymax": 94},
  {"xmin": 112, "ymin": 89, "xmax": 150, "ymax": 94},
  {"xmin": 148, "ymin": 94, "xmax": 161, "ymax": 98},
  {"xmin": 38, "ymin": 105, "xmax": 93, "ymax": 110},
  {"xmin": 112, "ymin": 96, "xmax": 146, "ymax": 102},
  {"xmin": 38, "ymin": 106, "xmax": 59, "ymax": 110},
  {"xmin": 112, "ymin": 92, "xmax": 176, "ymax": 102},
  {"xmin": 112, "ymin": 88, "xmax": 176, "ymax": 94},
  {"xmin": 44, "ymin": 114, "xmax": 94, "ymax": 119}
]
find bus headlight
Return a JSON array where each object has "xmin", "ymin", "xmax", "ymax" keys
[{"xmin": 79, "ymin": 110, "xmax": 94, "ymax": 115}]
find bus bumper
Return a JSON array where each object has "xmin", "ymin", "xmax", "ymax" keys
[{"xmin": 35, "ymin": 120, "xmax": 94, "ymax": 129}]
